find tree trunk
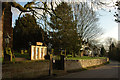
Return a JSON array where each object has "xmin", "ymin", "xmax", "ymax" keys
[
  {"xmin": 2, "ymin": 2, "xmax": 13, "ymax": 61},
  {"xmin": 0, "ymin": 2, "xmax": 3, "ymax": 57}
]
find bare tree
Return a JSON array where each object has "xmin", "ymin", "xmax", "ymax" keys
[
  {"xmin": 114, "ymin": 1, "xmax": 120, "ymax": 23},
  {"xmin": 117, "ymin": 41, "xmax": 120, "ymax": 48},
  {"xmin": 104, "ymin": 37, "xmax": 117, "ymax": 51},
  {"xmin": 72, "ymin": 2, "xmax": 103, "ymax": 41},
  {"xmin": 89, "ymin": 0, "xmax": 120, "ymax": 23}
]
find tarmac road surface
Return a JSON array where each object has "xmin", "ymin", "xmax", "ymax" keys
[{"xmin": 55, "ymin": 61, "xmax": 120, "ymax": 80}]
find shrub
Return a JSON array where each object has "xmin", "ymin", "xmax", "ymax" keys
[{"xmin": 44, "ymin": 54, "xmax": 50, "ymax": 60}]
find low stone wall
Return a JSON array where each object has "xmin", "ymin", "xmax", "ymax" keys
[
  {"xmin": 65, "ymin": 58, "xmax": 109, "ymax": 71},
  {"xmin": 2, "ymin": 60, "xmax": 49, "ymax": 78},
  {"xmin": 2, "ymin": 58, "xmax": 109, "ymax": 78}
]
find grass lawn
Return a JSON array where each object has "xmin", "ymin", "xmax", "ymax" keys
[
  {"xmin": 0, "ymin": 57, "xmax": 3, "ymax": 62},
  {"xmin": 14, "ymin": 52, "xmax": 30, "ymax": 60},
  {"xmin": 66, "ymin": 56, "xmax": 107, "ymax": 60},
  {"xmin": 0, "ymin": 57, "xmax": 15, "ymax": 63}
]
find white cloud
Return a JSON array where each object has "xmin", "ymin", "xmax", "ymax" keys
[
  {"xmin": 11, "ymin": 7, "xmax": 21, "ymax": 17},
  {"xmin": 98, "ymin": 26, "xmax": 118, "ymax": 41},
  {"xmin": 11, "ymin": 7, "xmax": 21, "ymax": 27}
]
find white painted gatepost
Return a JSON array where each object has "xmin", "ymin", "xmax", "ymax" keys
[{"xmin": 31, "ymin": 42, "xmax": 47, "ymax": 60}]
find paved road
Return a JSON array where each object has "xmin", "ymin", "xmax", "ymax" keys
[{"xmin": 56, "ymin": 61, "xmax": 120, "ymax": 79}]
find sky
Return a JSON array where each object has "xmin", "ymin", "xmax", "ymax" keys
[
  {"xmin": 97, "ymin": 9, "xmax": 118, "ymax": 41},
  {"xmin": 11, "ymin": 1, "xmax": 119, "ymax": 43}
]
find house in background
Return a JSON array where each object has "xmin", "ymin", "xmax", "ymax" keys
[{"xmin": 80, "ymin": 40, "xmax": 100, "ymax": 57}]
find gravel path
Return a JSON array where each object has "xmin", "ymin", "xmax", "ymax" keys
[{"xmin": 15, "ymin": 57, "xmax": 27, "ymax": 61}]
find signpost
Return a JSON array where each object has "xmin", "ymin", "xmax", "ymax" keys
[{"xmin": 49, "ymin": 54, "xmax": 53, "ymax": 76}]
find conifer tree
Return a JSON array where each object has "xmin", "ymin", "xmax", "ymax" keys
[{"xmin": 48, "ymin": 2, "xmax": 79, "ymax": 55}]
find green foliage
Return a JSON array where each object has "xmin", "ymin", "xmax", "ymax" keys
[
  {"xmin": 109, "ymin": 43, "xmax": 115, "ymax": 52},
  {"xmin": 44, "ymin": 54, "xmax": 50, "ymax": 60},
  {"xmin": 66, "ymin": 54, "xmax": 72, "ymax": 58},
  {"xmin": 12, "ymin": 58, "xmax": 15, "ymax": 62},
  {"xmin": 14, "ymin": 52, "xmax": 30, "ymax": 60},
  {"xmin": 108, "ymin": 42, "xmax": 120, "ymax": 61},
  {"xmin": 13, "ymin": 14, "xmax": 45, "ymax": 51},
  {"xmin": 0, "ymin": 57, "xmax": 3, "ymax": 62},
  {"xmin": 0, "ymin": 56, "xmax": 15, "ymax": 63},
  {"xmin": 100, "ymin": 46, "xmax": 106, "ymax": 57},
  {"xmin": 48, "ymin": 2, "xmax": 79, "ymax": 55}
]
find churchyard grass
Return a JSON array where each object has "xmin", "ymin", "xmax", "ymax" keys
[
  {"xmin": 14, "ymin": 52, "xmax": 30, "ymax": 60},
  {"xmin": 66, "ymin": 56, "xmax": 107, "ymax": 60}
]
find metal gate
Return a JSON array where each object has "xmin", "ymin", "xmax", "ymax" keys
[{"xmin": 53, "ymin": 55, "xmax": 64, "ymax": 70}]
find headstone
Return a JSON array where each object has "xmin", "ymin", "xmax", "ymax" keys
[{"xmin": 21, "ymin": 50, "xmax": 24, "ymax": 54}]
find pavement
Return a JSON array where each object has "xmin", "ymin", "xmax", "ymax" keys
[{"xmin": 51, "ymin": 60, "xmax": 120, "ymax": 80}]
